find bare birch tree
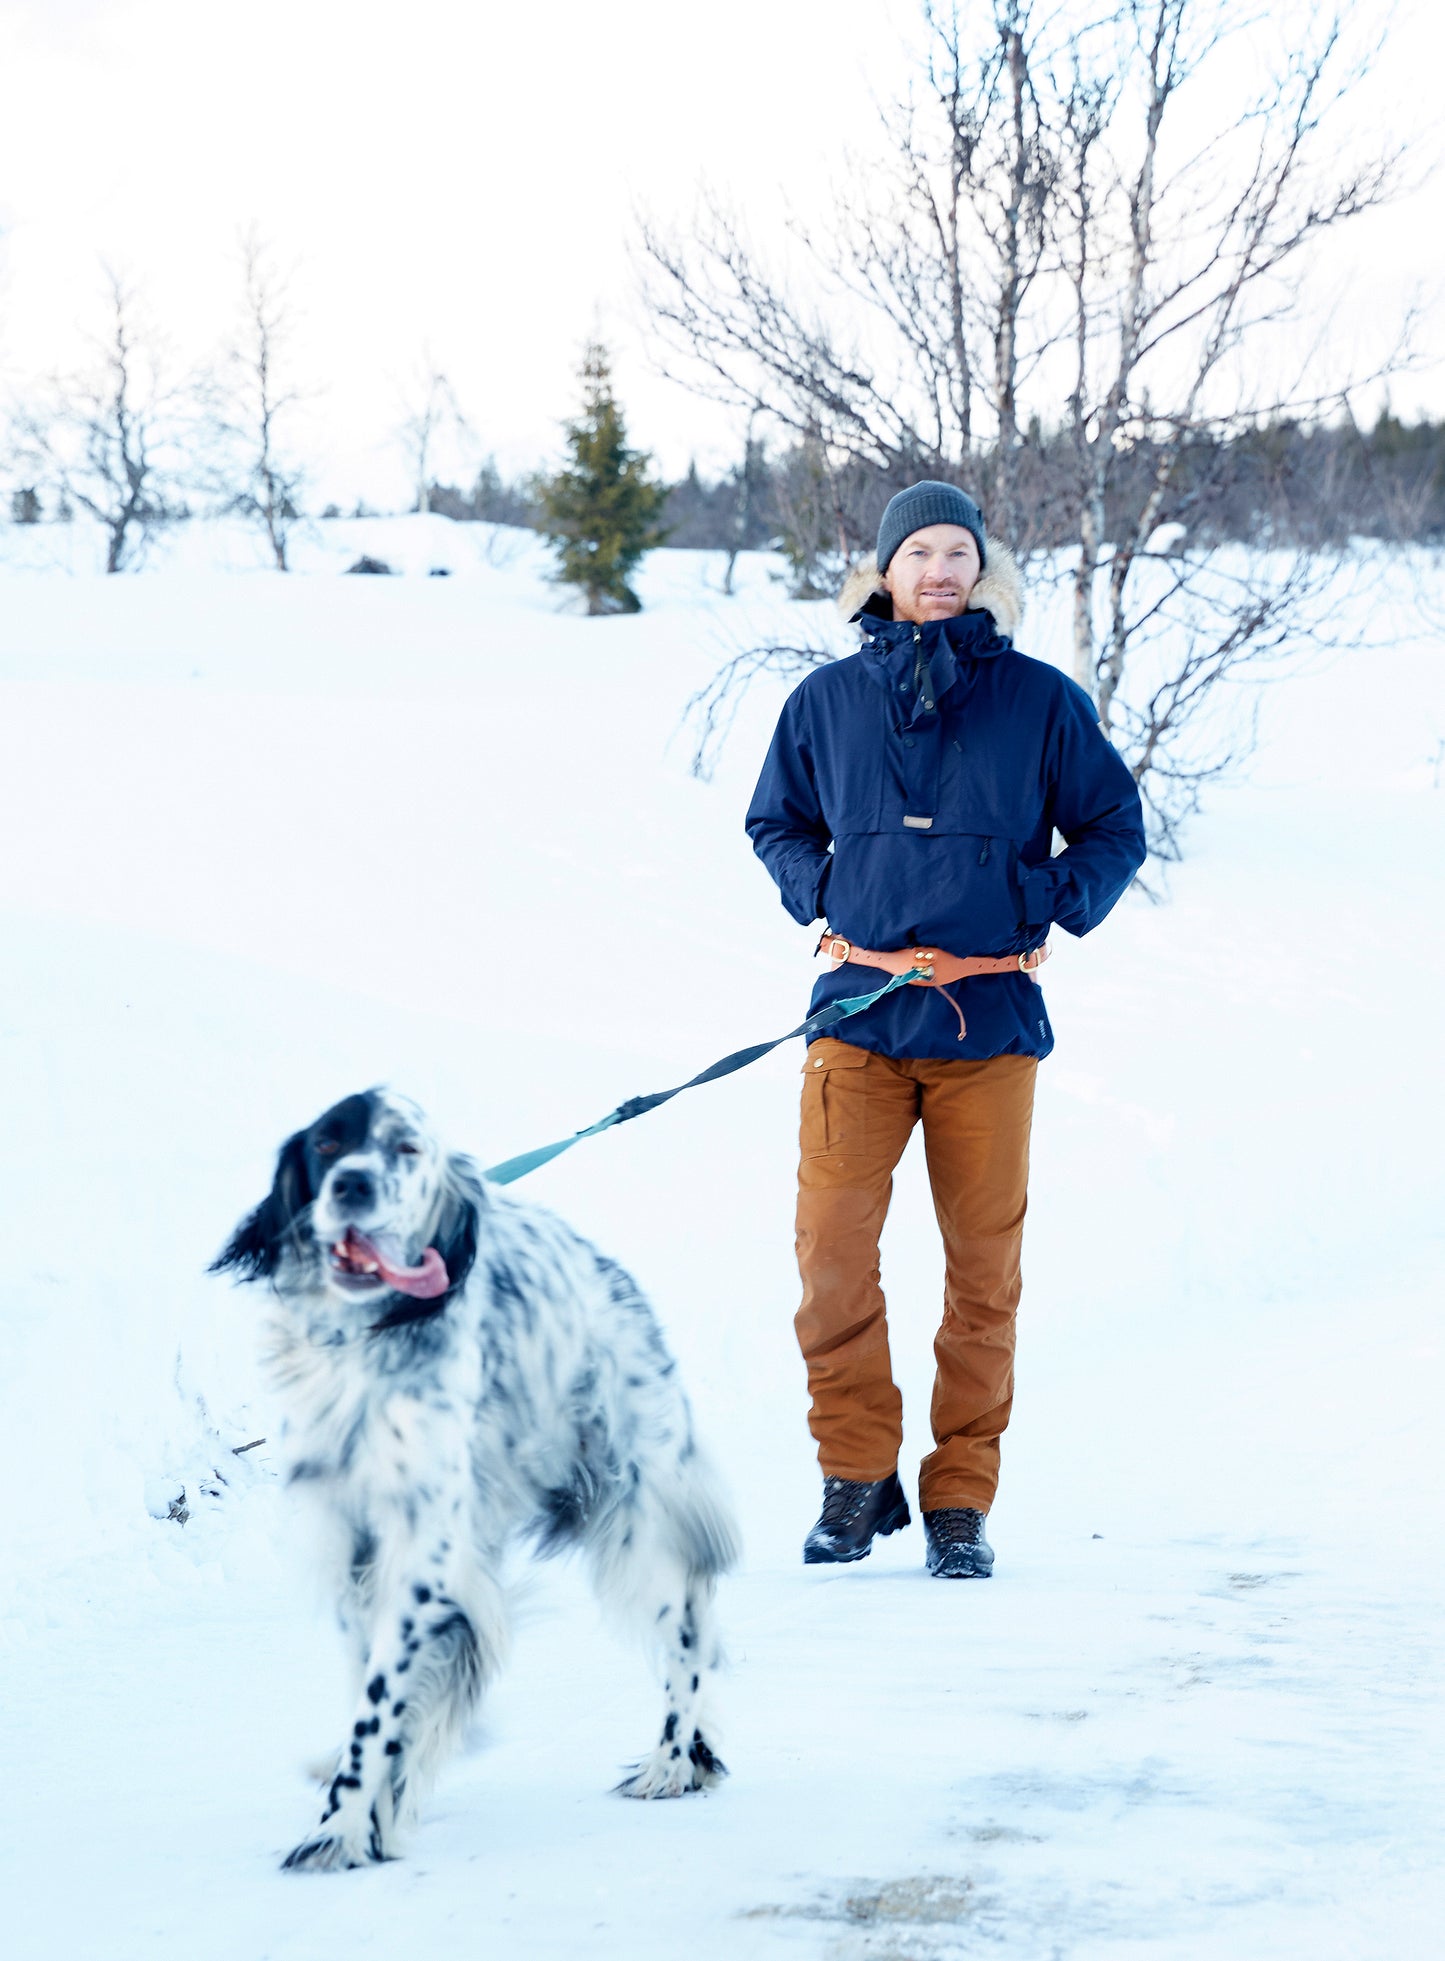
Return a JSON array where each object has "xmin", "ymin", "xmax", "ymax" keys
[
  {"xmin": 398, "ymin": 359, "xmax": 469, "ymax": 515},
  {"xmin": 721, "ymin": 410, "xmax": 763, "ymax": 597},
  {"xmin": 15, "ymin": 270, "xmax": 185, "ymax": 572},
  {"xmin": 642, "ymin": 0, "xmax": 1399, "ymax": 860},
  {"xmin": 214, "ymin": 227, "xmax": 307, "ymax": 570}
]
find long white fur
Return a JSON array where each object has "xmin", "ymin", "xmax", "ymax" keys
[
  {"xmin": 837, "ymin": 539, "xmax": 1024, "ymax": 636},
  {"xmin": 219, "ymin": 1090, "xmax": 738, "ymax": 1873}
]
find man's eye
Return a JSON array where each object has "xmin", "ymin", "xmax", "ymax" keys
[{"xmin": 397, "ymin": 1143, "xmax": 420, "ymax": 1157}]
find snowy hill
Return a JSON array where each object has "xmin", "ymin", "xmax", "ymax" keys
[{"xmin": 1, "ymin": 516, "xmax": 1442, "ymax": 1959}]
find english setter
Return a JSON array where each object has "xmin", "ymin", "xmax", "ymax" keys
[{"xmin": 211, "ymin": 1089, "xmax": 737, "ymax": 1872}]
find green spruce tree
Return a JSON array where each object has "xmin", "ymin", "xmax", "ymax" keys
[{"xmin": 541, "ymin": 343, "xmax": 668, "ymax": 614}]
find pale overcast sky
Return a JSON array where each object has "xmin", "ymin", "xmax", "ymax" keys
[{"xmin": 1, "ymin": 0, "xmax": 1439, "ymax": 508}]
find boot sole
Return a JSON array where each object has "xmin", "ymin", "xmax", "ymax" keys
[
  {"xmin": 803, "ymin": 1499, "xmax": 912, "ymax": 1564},
  {"xmin": 926, "ymin": 1548, "xmax": 994, "ymax": 1579}
]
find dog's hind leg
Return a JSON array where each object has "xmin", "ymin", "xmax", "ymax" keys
[
  {"xmin": 589, "ymin": 1505, "xmax": 730, "ymax": 1800},
  {"xmin": 616, "ymin": 1566, "xmax": 726, "ymax": 1799},
  {"xmin": 282, "ymin": 1543, "xmax": 507, "ymax": 1872}
]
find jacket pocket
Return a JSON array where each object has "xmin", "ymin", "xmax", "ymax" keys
[
  {"xmin": 800, "ymin": 1040, "xmax": 872, "ymax": 1157},
  {"xmin": 939, "ymin": 837, "xmax": 1030, "ymax": 952},
  {"xmin": 1007, "ymin": 843, "xmax": 1027, "ymax": 931},
  {"xmin": 1013, "ymin": 850, "xmax": 1054, "ymax": 931}
]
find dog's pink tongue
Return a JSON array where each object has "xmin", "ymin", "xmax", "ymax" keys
[{"xmin": 349, "ymin": 1232, "xmax": 449, "ymax": 1299}]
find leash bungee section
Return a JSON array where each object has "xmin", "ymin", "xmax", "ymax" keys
[{"xmin": 483, "ymin": 966, "xmax": 925, "ymax": 1186}]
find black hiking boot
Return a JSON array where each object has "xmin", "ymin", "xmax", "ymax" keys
[
  {"xmin": 803, "ymin": 1473, "xmax": 911, "ymax": 1564},
  {"xmin": 923, "ymin": 1508, "xmax": 994, "ymax": 1579}
]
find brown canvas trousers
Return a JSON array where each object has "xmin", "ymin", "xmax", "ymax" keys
[{"xmin": 794, "ymin": 1037, "xmax": 1038, "ymax": 1513}]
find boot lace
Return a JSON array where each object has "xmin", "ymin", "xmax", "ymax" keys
[
  {"xmin": 817, "ymin": 1476, "xmax": 880, "ymax": 1528},
  {"xmin": 927, "ymin": 1506, "xmax": 985, "ymax": 1546}
]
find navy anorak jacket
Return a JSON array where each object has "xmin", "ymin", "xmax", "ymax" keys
[{"xmin": 746, "ymin": 551, "xmax": 1147, "ymax": 1060}]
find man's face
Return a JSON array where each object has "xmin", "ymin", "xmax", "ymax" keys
[{"xmin": 882, "ymin": 523, "xmax": 981, "ymax": 624}]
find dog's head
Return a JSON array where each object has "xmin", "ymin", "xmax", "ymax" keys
[{"xmin": 210, "ymin": 1090, "xmax": 482, "ymax": 1326}]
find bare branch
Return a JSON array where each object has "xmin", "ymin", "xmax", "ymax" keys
[{"xmin": 684, "ymin": 639, "xmax": 836, "ymax": 781}]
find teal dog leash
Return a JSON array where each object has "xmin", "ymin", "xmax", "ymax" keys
[{"xmin": 484, "ymin": 966, "xmax": 923, "ymax": 1185}]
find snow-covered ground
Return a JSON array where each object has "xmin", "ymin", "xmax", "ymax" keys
[{"xmin": 1, "ymin": 516, "xmax": 1441, "ymax": 1959}]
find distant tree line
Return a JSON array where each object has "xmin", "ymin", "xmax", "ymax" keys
[
  {"xmin": 422, "ymin": 408, "xmax": 1445, "ymax": 583},
  {"xmin": 12, "ymin": 393, "xmax": 1441, "ymax": 577}
]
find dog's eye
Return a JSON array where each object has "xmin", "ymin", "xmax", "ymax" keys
[
  {"xmin": 397, "ymin": 1142, "xmax": 420, "ymax": 1157},
  {"xmin": 315, "ymin": 1140, "xmax": 340, "ymax": 1157}
]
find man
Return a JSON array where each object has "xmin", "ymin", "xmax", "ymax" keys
[{"xmin": 746, "ymin": 481, "xmax": 1146, "ymax": 1578}]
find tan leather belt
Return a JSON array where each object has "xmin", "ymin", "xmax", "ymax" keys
[
  {"xmin": 814, "ymin": 930, "xmax": 1048, "ymax": 1040},
  {"xmin": 816, "ymin": 931, "xmax": 1050, "ymax": 985}
]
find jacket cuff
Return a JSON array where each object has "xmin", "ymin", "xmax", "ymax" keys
[
  {"xmin": 810, "ymin": 853, "xmax": 833, "ymax": 922},
  {"xmin": 1016, "ymin": 858, "xmax": 1057, "ymax": 930},
  {"xmin": 777, "ymin": 850, "xmax": 832, "ymax": 926}
]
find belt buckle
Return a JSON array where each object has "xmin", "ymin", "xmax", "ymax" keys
[{"xmin": 826, "ymin": 935, "xmax": 852, "ymax": 966}]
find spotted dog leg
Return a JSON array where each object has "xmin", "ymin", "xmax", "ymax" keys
[
  {"xmin": 281, "ymin": 1565, "xmax": 501, "ymax": 1872},
  {"xmin": 615, "ymin": 1575, "xmax": 726, "ymax": 1800},
  {"xmin": 299, "ymin": 1525, "xmax": 379, "ymax": 1787}
]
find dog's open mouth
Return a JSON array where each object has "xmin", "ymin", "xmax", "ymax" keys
[{"xmin": 329, "ymin": 1229, "xmax": 449, "ymax": 1300}]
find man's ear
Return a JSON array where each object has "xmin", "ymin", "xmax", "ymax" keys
[{"xmin": 209, "ymin": 1130, "xmax": 312, "ymax": 1281}]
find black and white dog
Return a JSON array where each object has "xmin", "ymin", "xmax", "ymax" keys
[{"xmin": 212, "ymin": 1089, "xmax": 737, "ymax": 1872}]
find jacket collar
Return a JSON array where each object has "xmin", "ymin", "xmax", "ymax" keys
[{"xmin": 854, "ymin": 598, "xmax": 1004, "ymax": 705}]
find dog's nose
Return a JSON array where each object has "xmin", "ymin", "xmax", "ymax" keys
[{"xmin": 330, "ymin": 1168, "xmax": 376, "ymax": 1211}]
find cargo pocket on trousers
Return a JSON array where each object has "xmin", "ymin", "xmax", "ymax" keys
[{"xmin": 800, "ymin": 1040, "xmax": 872, "ymax": 1158}]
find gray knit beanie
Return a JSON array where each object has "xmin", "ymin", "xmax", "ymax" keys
[{"xmin": 876, "ymin": 481, "xmax": 987, "ymax": 573}]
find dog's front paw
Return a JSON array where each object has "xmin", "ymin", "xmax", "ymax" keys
[
  {"xmin": 615, "ymin": 1730, "xmax": 728, "ymax": 1799},
  {"xmin": 281, "ymin": 1813, "xmax": 390, "ymax": 1873}
]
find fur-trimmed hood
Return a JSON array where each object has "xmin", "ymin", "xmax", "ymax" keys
[{"xmin": 837, "ymin": 540, "xmax": 1023, "ymax": 641}]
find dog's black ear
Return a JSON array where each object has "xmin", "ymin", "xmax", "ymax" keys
[
  {"xmin": 432, "ymin": 1154, "xmax": 483, "ymax": 1302},
  {"xmin": 368, "ymin": 1155, "xmax": 484, "ymax": 1334},
  {"xmin": 209, "ymin": 1130, "xmax": 312, "ymax": 1282}
]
